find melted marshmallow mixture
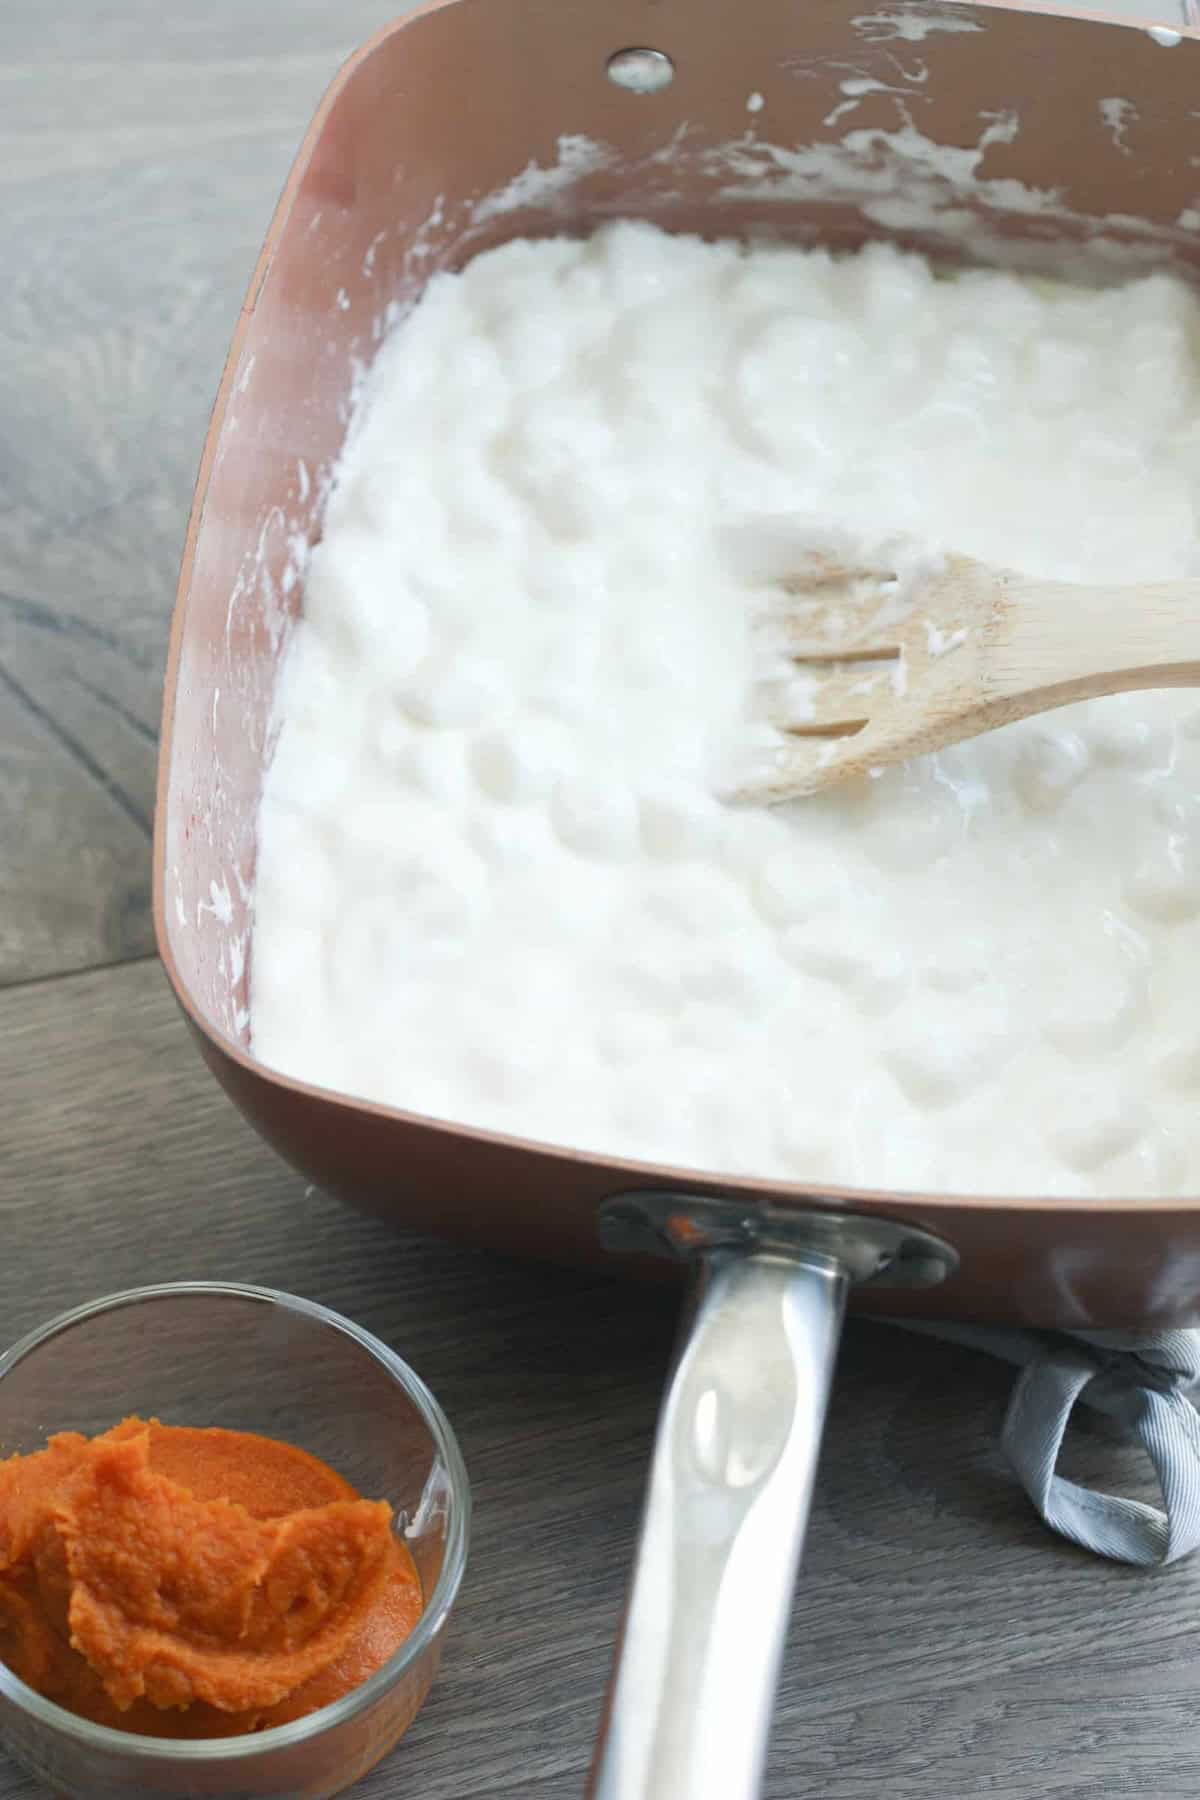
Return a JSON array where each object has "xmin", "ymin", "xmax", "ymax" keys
[{"xmin": 251, "ymin": 223, "xmax": 1200, "ymax": 1197}]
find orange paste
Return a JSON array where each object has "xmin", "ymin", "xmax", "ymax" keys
[{"xmin": 0, "ymin": 1418, "xmax": 423, "ymax": 1736}]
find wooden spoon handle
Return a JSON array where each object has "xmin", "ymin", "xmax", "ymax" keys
[{"xmin": 983, "ymin": 572, "xmax": 1200, "ymax": 712}]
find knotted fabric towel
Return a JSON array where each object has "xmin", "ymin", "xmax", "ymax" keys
[{"xmin": 900, "ymin": 1323, "xmax": 1200, "ymax": 1567}]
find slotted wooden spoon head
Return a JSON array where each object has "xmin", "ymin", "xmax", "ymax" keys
[{"xmin": 735, "ymin": 547, "xmax": 994, "ymax": 801}]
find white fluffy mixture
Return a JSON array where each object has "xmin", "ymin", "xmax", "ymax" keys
[{"xmin": 251, "ymin": 222, "xmax": 1200, "ymax": 1197}]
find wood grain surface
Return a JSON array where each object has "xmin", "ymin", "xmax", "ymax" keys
[
  {"xmin": 0, "ymin": 1, "xmax": 400, "ymax": 984},
  {"xmin": 3, "ymin": 3, "xmax": 1200, "ymax": 1797}
]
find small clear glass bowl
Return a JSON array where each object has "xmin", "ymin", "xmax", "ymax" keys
[{"xmin": 0, "ymin": 1282, "xmax": 470, "ymax": 1798}]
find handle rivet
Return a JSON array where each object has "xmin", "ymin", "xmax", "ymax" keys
[{"xmin": 607, "ymin": 48, "xmax": 675, "ymax": 93}]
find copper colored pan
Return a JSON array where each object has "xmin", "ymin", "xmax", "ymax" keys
[{"xmin": 154, "ymin": 1, "xmax": 1200, "ymax": 1793}]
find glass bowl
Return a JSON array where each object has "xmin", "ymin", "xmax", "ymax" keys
[{"xmin": 0, "ymin": 1282, "xmax": 470, "ymax": 1798}]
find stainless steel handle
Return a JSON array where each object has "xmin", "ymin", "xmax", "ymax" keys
[
  {"xmin": 590, "ymin": 1195, "xmax": 957, "ymax": 1800},
  {"xmin": 589, "ymin": 1246, "xmax": 846, "ymax": 1800}
]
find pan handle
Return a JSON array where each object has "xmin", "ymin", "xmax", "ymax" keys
[{"xmin": 589, "ymin": 1196, "xmax": 957, "ymax": 1800}]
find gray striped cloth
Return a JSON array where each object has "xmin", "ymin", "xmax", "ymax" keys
[{"xmin": 905, "ymin": 1322, "xmax": 1200, "ymax": 1566}]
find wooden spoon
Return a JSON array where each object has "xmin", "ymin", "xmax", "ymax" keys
[{"xmin": 740, "ymin": 548, "xmax": 1200, "ymax": 801}]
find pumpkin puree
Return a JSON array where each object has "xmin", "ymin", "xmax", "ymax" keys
[{"xmin": 0, "ymin": 1418, "xmax": 423, "ymax": 1736}]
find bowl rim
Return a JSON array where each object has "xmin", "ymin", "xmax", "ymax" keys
[{"xmin": 0, "ymin": 1280, "xmax": 471, "ymax": 1764}]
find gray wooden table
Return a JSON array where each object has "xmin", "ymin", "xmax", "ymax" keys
[{"xmin": 3, "ymin": 5, "xmax": 1199, "ymax": 1796}]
